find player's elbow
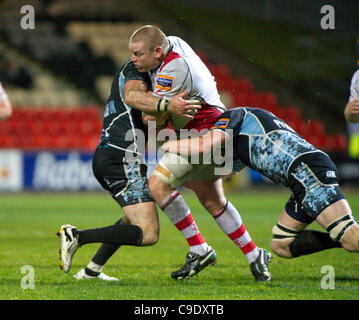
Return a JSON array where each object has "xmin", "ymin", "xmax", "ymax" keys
[
  {"xmin": 124, "ymin": 91, "xmax": 135, "ymax": 106},
  {"xmin": 198, "ymin": 133, "xmax": 217, "ymax": 154},
  {"xmin": 200, "ymin": 142, "xmax": 212, "ymax": 154}
]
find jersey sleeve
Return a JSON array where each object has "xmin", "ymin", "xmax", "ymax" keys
[
  {"xmin": 210, "ymin": 109, "xmax": 243, "ymax": 137},
  {"xmin": 152, "ymin": 58, "xmax": 191, "ymax": 98},
  {"xmin": 349, "ymin": 69, "xmax": 359, "ymax": 102}
]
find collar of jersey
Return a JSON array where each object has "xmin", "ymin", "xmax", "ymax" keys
[{"xmin": 150, "ymin": 44, "xmax": 174, "ymax": 75}]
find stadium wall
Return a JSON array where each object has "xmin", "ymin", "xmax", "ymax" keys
[
  {"xmin": 1, "ymin": 149, "xmax": 358, "ymax": 192},
  {"xmin": 0, "ymin": 149, "xmax": 101, "ymax": 191}
]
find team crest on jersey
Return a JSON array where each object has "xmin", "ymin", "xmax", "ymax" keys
[
  {"xmin": 211, "ymin": 118, "xmax": 230, "ymax": 129},
  {"xmin": 155, "ymin": 75, "xmax": 174, "ymax": 91}
]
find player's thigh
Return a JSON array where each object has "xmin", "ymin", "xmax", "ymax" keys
[
  {"xmin": 288, "ymin": 151, "xmax": 344, "ymax": 222},
  {"xmin": 122, "ymin": 201, "xmax": 159, "ymax": 228}
]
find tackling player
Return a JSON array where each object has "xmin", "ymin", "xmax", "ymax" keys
[
  {"xmin": 129, "ymin": 25, "xmax": 272, "ymax": 281},
  {"xmin": 161, "ymin": 107, "xmax": 359, "ymax": 263},
  {"xmin": 57, "ymin": 59, "xmax": 200, "ymax": 280}
]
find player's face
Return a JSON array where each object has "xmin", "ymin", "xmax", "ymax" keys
[{"xmin": 129, "ymin": 41, "xmax": 159, "ymax": 72}]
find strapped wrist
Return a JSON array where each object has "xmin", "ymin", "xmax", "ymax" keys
[{"xmin": 156, "ymin": 98, "xmax": 169, "ymax": 112}]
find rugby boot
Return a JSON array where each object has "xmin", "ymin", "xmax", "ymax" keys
[
  {"xmin": 171, "ymin": 247, "xmax": 217, "ymax": 279},
  {"xmin": 74, "ymin": 268, "xmax": 118, "ymax": 281},
  {"xmin": 250, "ymin": 248, "xmax": 273, "ymax": 282},
  {"xmin": 57, "ymin": 224, "xmax": 79, "ymax": 273}
]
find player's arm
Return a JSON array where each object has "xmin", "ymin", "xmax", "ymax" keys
[
  {"xmin": 344, "ymin": 99, "xmax": 359, "ymax": 123},
  {"xmin": 142, "ymin": 111, "xmax": 169, "ymax": 128},
  {"xmin": 124, "ymin": 80, "xmax": 200, "ymax": 119},
  {"xmin": 160, "ymin": 129, "xmax": 227, "ymax": 156},
  {"xmin": 345, "ymin": 72, "xmax": 359, "ymax": 123},
  {"xmin": 0, "ymin": 82, "xmax": 12, "ymax": 120},
  {"xmin": 151, "ymin": 58, "xmax": 201, "ymax": 119}
]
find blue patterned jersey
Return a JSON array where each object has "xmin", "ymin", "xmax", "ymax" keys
[{"xmin": 211, "ymin": 107, "xmax": 320, "ymax": 185}]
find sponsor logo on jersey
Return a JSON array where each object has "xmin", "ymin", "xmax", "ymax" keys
[
  {"xmin": 326, "ymin": 170, "xmax": 336, "ymax": 178},
  {"xmin": 155, "ymin": 75, "xmax": 174, "ymax": 91},
  {"xmin": 210, "ymin": 118, "xmax": 230, "ymax": 129}
]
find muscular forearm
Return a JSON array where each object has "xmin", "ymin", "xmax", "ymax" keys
[{"xmin": 125, "ymin": 89, "xmax": 166, "ymax": 113}]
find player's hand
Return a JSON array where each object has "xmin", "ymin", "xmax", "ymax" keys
[
  {"xmin": 160, "ymin": 140, "xmax": 178, "ymax": 154},
  {"xmin": 142, "ymin": 111, "xmax": 169, "ymax": 127},
  {"xmin": 168, "ymin": 90, "xmax": 201, "ymax": 119},
  {"xmin": 345, "ymin": 99, "xmax": 359, "ymax": 123}
]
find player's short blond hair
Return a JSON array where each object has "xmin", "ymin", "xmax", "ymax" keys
[{"xmin": 129, "ymin": 25, "xmax": 168, "ymax": 51}]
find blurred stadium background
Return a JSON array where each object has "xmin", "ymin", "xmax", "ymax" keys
[{"xmin": 0, "ymin": 0, "xmax": 358, "ymax": 193}]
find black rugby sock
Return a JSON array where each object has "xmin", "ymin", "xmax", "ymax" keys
[
  {"xmin": 73, "ymin": 223, "xmax": 143, "ymax": 246},
  {"xmin": 289, "ymin": 230, "xmax": 341, "ymax": 258},
  {"xmin": 90, "ymin": 218, "xmax": 124, "ymax": 267}
]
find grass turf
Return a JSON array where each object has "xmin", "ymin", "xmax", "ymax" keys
[{"xmin": 0, "ymin": 189, "xmax": 358, "ymax": 300}]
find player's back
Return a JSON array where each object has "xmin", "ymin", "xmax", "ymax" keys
[
  {"xmin": 99, "ymin": 60, "xmax": 150, "ymax": 153},
  {"xmin": 168, "ymin": 36, "xmax": 224, "ymax": 110},
  {"xmin": 212, "ymin": 107, "xmax": 320, "ymax": 185}
]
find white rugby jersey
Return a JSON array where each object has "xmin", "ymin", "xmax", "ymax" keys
[
  {"xmin": 149, "ymin": 36, "xmax": 226, "ymax": 130},
  {"xmin": 0, "ymin": 82, "xmax": 8, "ymax": 103},
  {"xmin": 348, "ymin": 68, "xmax": 359, "ymax": 134}
]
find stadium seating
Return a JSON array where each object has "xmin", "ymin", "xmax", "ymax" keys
[
  {"xmin": 205, "ymin": 63, "xmax": 348, "ymax": 153},
  {"xmin": 0, "ymin": 107, "xmax": 102, "ymax": 151},
  {"xmin": 0, "ymin": 1, "xmax": 347, "ymax": 154}
]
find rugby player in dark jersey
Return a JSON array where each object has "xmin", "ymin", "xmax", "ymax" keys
[
  {"xmin": 57, "ymin": 60, "xmax": 200, "ymax": 280},
  {"xmin": 160, "ymin": 107, "xmax": 359, "ymax": 272}
]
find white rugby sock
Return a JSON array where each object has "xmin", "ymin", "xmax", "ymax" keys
[
  {"xmin": 160, "ymin": 191, "xmax": 209, "ymax": 256},
  {"xmin": 86, "ymin": 260, "xmax": 104, "ymax": 275},
  {"xmin": 213, "ymin": 201, "xmax": 259, "ymax": 263}
]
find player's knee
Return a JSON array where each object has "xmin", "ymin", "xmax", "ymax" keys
[
  {"xmin": 200, "ymin": 196, "xmax": 227, "ymax": 215},
  {"xmin": 269, "ymin": 239, "xmax": 281, "ymax": 256},
  {"xmin": 148, "ymin": 174, "xmax": 160, "ymax": 193},
  {"xmin": 326, "ymin": 215, "xmax": 359, "ymax": 252},
  {"xmin": 271, "ymin": 222, "xmax": 299, "ymax": 258},
  {"xmin": 141, "ymin": 231, "xmax": 159, "ymax": 246},
  {"xmin": 148, "ymin": 175, "xmax": 165, "ymax": 199},
  {"xmin": 270, "ymin": 239, "xmax": 292, "ymax": 258},
  {"xmin": 149, "ymin": 173, "xmax": 172, "ymax": 195},
  {"xmin": 339, "ymin": 222, "xmax": 359, "ymax": 252},
  {"xmin": 138, "ymin": 222, "xmax": 159, "ymax": 246}
]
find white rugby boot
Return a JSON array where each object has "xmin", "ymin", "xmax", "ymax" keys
[
  {"xmin": 74, "ymin": 268, "xmax": 119, "ymax": 281},
  {"xmin": 57, "ymin": 224, "xmax": 79, "ymax": 273}
]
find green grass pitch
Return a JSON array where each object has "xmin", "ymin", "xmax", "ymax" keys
[{"xmin": 1, "ymin": 189, "xmax": 358, "ymax": 300}]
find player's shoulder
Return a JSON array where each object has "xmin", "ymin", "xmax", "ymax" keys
[
  {"xmin": 159, "ymin": 51, "xmax": 187, "ymax": 75},
  {"xmin": 211, "ymin": 108, "xmax": 246, "ymax": 130},
  {"xmin": 119, "ymin": 60, "xmax": 149, "ymax": 83},
  {"xmin": 222, "ymin": 107, "xmax": 246, "ymax": 119},
  {"xmin": 121, "ymin": 60, "xmax": 139, "ymax": 74}
]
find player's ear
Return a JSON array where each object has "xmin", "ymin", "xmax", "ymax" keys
[{"xmin": 153, "ymin": 46, "xmax": 162, "ymax": 57}]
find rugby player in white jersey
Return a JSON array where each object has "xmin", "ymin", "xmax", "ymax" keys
[
  {"xmin": 128, "ymin": 25, "xmax": 272, "ymax": 281},
  {"xmin": 344, "ymin": 43, "xmax": 359, "ymax": 158},
  {"xmin": 0, "ymin": 82, "xmax": 12, "ymax": 120}
]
